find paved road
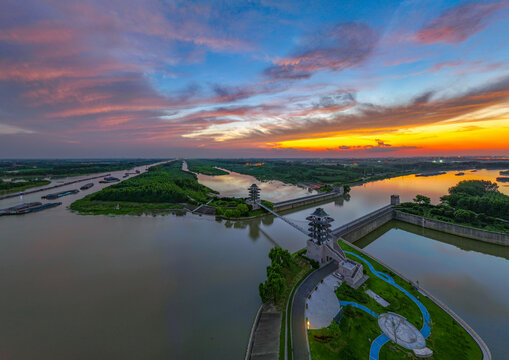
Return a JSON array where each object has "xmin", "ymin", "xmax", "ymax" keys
[{"xmin": 291, "ymin": 261, "xmax": 337, "ymax": 360}]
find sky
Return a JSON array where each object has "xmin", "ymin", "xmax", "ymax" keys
[{"xmin": 0, "ymin": 0, "xmax": 508, "ymax": 158}]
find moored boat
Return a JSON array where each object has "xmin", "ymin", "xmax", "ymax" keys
[
  {"xmin": 416, "ymin": 171, "xmax": 446, "ymax": 177},
  {"xmin": 42, "ymin": 189, "xmax": 79, "ymax": 200},
  {"xmin": 496, "ymin": 176, "xmax": 509, "ymax": 183},
  {"xmin": 15, "ymin": 202, "xmax": 62, "ymax": 214},
  {"xmin": 0, "ymin": 202, "xmax": 61, "ymax": 215},
  {"xmin": 80, "ymin": 183, "xmax": 94, "ymax": 190},
  {"xmin": 0, "ymin": 202, "xmax": 42, "ymax": 216},
  {"xmin": 99, "ymin": 176, "xmax": 120, "ymax": 183}
]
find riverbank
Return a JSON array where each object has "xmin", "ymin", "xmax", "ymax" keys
[{"xmin": 0, "ymin": 179, "xmax": 51, "ymax": 195}]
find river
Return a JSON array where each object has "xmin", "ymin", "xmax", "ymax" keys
[{"xmin": 0, "ymin": 167, "xmax": 507, "ymax": 358}]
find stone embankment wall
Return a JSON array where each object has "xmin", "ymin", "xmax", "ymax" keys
[
  {"xmin": 273, "ymin": 191, "xmax": 340, "ymax": 212},
  {"xmin": 333, "ymin": 205, "xmax": 394, "ymax": 243},
  {"xmin": 394, "ymin": 211, "xmax": 509, "ymax": 246}
]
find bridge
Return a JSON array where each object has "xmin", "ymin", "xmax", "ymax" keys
[{"xmin": 258, "ymin": 202, "xmax": 307, "ymax": 235}]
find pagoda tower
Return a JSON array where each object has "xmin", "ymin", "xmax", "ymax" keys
[
  {"xmin": 248, "ymin": 184, "xmax": 261, "ymax": 209},
  {"xmin": 306, "ymin": 208, "xmax": 334, "ymax": 245}
]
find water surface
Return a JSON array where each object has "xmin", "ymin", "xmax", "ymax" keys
[{"xmin": 0, "ymin": 167, "xmax": 507, "ymax": 358}]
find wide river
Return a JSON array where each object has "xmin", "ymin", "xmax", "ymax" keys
[{"xmin": 0, "ymin": 167, "xmax": 507, "ymax": 359}]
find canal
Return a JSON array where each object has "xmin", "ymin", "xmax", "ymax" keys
[{"xmin": 0, "ymin": 168, "xmax": 507, "ymax": 358}]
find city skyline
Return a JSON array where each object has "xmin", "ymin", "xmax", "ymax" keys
[{"xmin": 1, "ymin": 0, "xmax": 508, "ymax": 158}]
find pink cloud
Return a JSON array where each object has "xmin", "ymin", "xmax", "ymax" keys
[{"xmin": 415, "ymin": 1, "xmax": 508, "ymax": 44}]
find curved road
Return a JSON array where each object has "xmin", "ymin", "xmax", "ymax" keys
[{"xmin": 291, "ymin": 261, "xmax": 337, "ymax": 360}]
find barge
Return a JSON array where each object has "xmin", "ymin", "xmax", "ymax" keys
[
  {"xmin": 99, "ymin": 176, "xmax": 120, "ymax": 183},
  {"xmin": 80, "ymin": 183, "xmax": 94, "ymax": 190},
  {"xmin": 16, "ymin": 202, "xmax": 61, "ymax": 214},
  {"xmin": 0, "ymin": 202, "xmax": 42, "ymax": 215},
  {"xmin": 416, "ymin": 171, "xmax": 446, "ymax": 177},
  {"xmin": 0, "ymin": 202, "xmax": 61, "ymax": 215},
  {"xmin": 42, "ymin": 189, "xmax": 79, "ymax": 200}
]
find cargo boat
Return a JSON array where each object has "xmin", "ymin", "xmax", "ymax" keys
[
  {"xmin": 0, "ymin": 202, "xmax": 61, "ymax": 215},
  {"xmin": 42, "ymin": 189, "xmax": 79, "ymax": 200},
  {"xmin": 80, "ymin": 183, "xmax": 94, "ymax": 190},
  {"xmin": 0, "ymin": 202, "xmax": 42, "ymax": 216},
  {"xmin": 15, "ymin": 202, "xmax": 61, "ymax": 214},
  {"xmin": 416, "ymin": 171, "xmax": 446, "ymax": 177},
  {"xmin": 99, "ymin": 176, "xmax": 120, "ymax": 183}
]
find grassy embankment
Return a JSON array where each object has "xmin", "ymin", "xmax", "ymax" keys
[
  {"xmin": 71, "ymin": 161, "xmax": 216, "ymax": 215},
  {"xmin": 398, "ymin": 180, "xmax": 509, "ymax": 233},
  {"xmin": 186, "ymin": 159, "xmax": 228, "ymax": 175},
  {"xmin": 308, "ymin": 241, "xmax": 482, "ymax": 360},
  {"xmin": 0, "ymin": 179, "xmax": 51, "ymax": 195}
]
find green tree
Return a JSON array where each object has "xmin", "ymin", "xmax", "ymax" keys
[
  {"xmin": 453, "ymin": 209, "xmax": 477, "ymax": 223},
  {"xmin": 236, "ymin": 203, "xmax": 249, "ymax": 216},
  {"xmin": 413, "ymin": 195, "xmax": 431, "ymax": 206},
  {"xmin": 269, "ymin": 247, "xmax": 293, "ymax": 269}
]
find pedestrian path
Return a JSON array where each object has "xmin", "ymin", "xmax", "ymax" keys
[
  {"xmin": 339, "ymin": 301, "xmax": 378, "ymax": 318},
  {"xmin": 369, "ymin": 334, "xmax": 390, "ymax": 360}
]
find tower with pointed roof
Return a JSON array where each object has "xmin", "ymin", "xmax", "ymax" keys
[
  {"xmin": 305, "ymin": 207, "xmax": 368, "ymax": 289},
  {"xmin": 247, "ymin": 184, "xmax": 261, "ymax": 210},
  {"xmin": 307, "ymin": 208, "xmax": 334, "ymax": 245}
]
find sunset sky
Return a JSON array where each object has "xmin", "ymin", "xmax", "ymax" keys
[{"xmin": 1, "ymin": 0, "xmax": 508, "ymax": 158}]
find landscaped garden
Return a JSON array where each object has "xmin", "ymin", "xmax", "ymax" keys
[{"xmin": 308, "ymin": 240, "xmax": 483, "ymax": 360}]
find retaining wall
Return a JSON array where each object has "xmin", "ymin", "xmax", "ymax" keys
[
  {"xmin": 394, "ymin": 211, "xmax": 509, "ymax": 246},
  {"xmin": 274, "ymin": 192, "xmax": 340, "ymax": 212},
  {"xmin": 333, "ymin": 205, "xmax": 395, "ymax": 243}
]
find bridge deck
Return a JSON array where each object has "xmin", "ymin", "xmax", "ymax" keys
[{"xmin": 258, "ymin": 203, "xmax": 307, "ymax": 235}]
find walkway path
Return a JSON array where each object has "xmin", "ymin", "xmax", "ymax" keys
[
  {"xmin": 370, "ymin": 334, "xmax": 390, "ymax": 360},
  {"xmin": 259, "ymin": 203, "xmax": 307, "ymax": 235},
  {"xmin": 247, "ymin": 303, "xmax": 281, "ymax": 360},
  {"xmin": 339, "ymin": 301, "xmax": 378, "ymax": 318},
  {"xmin": 191, "ymin": 199, "xmax": 213, "ymax": 213}
]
